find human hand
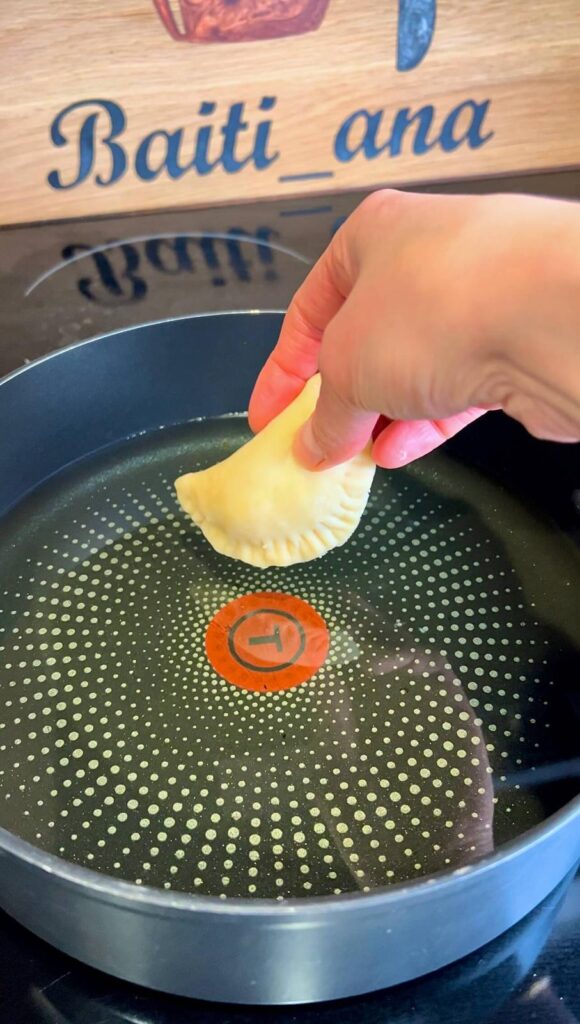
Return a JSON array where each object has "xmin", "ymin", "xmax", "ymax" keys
[{"xmin": 249, "ymin": 190, "xmax": 580, "ymax": 469}]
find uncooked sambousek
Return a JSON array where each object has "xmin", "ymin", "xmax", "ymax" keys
[{"xmin": 175, "ymin": 375, "xmax": 375, "ymax": 568}]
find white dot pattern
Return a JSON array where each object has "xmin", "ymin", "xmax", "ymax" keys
[{"xmin": 0, "ymin": 420, "xmax": 576, "ymax": 899}]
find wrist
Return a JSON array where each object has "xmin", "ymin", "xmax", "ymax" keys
[{"xmin": 471, "ymin": 199, "xmax": 580, "ymax": 428}]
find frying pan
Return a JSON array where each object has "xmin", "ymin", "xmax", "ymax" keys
[
  {"xmin": 23, "ymin": 873, "xmax": 577, "ymax": 1022},
  {"xmin": 0, "ymin": 311, "xmax": 578, "ymax": 1005}
]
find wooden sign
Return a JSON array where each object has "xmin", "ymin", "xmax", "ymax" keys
[{"xmin": 1, "ymin": 1, "xmax": 579, "ymax": 226}]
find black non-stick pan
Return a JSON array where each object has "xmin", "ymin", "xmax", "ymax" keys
[{"xmin": 0, "ymin": 311, "xmax": 578, "ymax": 1005}]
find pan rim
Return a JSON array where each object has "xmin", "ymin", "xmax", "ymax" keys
[
  {"xmin": 0, "ymin": 309, "xmax": 288, "ymax": 391},
  {"xmin": 0, "ymin": 310, "xmax": 578, "ymax": 918},
  {"xmin": 0, "ymin": 797, "xmax": 578, "ymax": 917}
]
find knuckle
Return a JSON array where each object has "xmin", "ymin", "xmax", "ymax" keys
[
  {"xmin": 431, "ymin": 419, "xmax": 451, "ymax": 442},
  {"xmin": 318, "ymin": 338, "xmax": 353, "ymax": 403},
  {"xmin": 349, "ymin": 189, "xmax": 408, "ymax": 266},
  {"xmin": 310, "ymin": 411, "xmax": 361, "ymax": 464},
  {"xmin": 288, "ymin": 290, "xmax": 317, "ymax": 339},
  {"xmin": 502, "ymin": 393, "xmax": 559, "ymax": 441},
  {"xmin": 310, "ymin": 411, "xmax": 339, "ymax": 451},
  {"xmin": 328, "ymin": 231, "xmax": 351, "ymax": 294},
  {"xmin": 354, "ymin": 189, "xmax": 407, "ymax": 235},
  {"xmin": 358, "ymin": 188, "xmax": 402, "ymax": 219}
]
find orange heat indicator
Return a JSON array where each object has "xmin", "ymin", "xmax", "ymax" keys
[{"xmin": 205, "ymin": 592, "xmax": 329, "ymax": 693}]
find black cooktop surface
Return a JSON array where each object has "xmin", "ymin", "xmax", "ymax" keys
[{"xmin": 0, "ymin": 170, "xmax": 579, "ymax": 1023}]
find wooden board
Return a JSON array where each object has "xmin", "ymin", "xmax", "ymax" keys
[{"xmin": 1, "ymin": 0, "xmax": 579, "ymax": 226}]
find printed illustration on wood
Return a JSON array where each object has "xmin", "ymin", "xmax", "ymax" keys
[{"xmin": 151, "ymin": 0, "xmax": 437, "ymax": 72}]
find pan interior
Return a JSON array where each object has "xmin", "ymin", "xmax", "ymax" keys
[{"xmin": 0, "ymin": 417, "xmax": 578, "ymax": 900}]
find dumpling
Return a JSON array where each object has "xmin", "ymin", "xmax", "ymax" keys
[{"xmin": 175, "ymin": 374, "xmax": 376, "ymax": 568}]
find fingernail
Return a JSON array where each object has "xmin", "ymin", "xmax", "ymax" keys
[
  {"xmin": 382, "ymin": 449, "xmax": 408, "ymax": 469},
  {"xmin": 295, "ymin": 419, "xmax": 328, "ymax": 470}
]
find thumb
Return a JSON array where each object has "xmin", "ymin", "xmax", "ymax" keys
[{"xmin": 295, "ymin": 375, "xmax": 378, "ymax": 470}]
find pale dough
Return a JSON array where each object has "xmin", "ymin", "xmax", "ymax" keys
[{"xmin": 175, "ymin": 374, "xmax": 376, "ymax": 568}]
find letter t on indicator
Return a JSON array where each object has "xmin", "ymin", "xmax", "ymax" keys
[{"xmin": 248, "ymin": 627, "xmax": 283, "ymax": 652}]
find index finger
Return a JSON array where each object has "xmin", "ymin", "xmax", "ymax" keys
[{"xmin": 248, "ymin": 236, "xmax": 348, "ymax": 433}]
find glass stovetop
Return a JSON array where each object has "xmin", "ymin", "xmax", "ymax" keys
[{"xmin": 0, "ymin": 169, "xmax": 579, "ymax": 1022}]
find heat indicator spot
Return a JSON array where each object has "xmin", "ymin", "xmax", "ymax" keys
[{"xmin": 206, "ymin": 592, "xmax": 329, "ymax": 692}]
